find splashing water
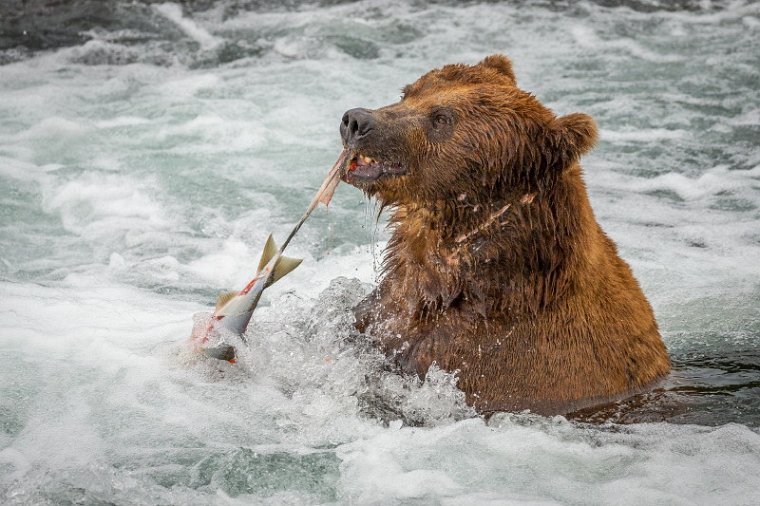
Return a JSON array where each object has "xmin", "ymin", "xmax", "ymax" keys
[{"xmin": 1, "ymin": 0, "xmax": 759, "ymax": 504}]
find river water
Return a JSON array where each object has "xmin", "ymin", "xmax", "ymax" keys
[{"xmin": 1, "ymin": 1, "xmax": 759, "ymax": 504}]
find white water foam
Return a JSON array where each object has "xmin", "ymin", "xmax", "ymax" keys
[
  {"xmin": 153, "ymin": 3, "xmax": 223, "ymax": 51},
  {"xmin": 1, "ymin": 0, "xmax": 759, "ymax": 504}
]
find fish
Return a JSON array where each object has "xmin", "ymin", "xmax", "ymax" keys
[
  {"xmin": 188, "ymin": 149, "xmax": 352, "ymax": 363},
  {"xmin": 190, "ymin": 234, "xmax": 302, "ymax": 363}
]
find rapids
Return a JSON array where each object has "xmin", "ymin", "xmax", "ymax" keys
[{"xmin": 1, "ymin": 1, "xmax": 759, "ymax": 504}]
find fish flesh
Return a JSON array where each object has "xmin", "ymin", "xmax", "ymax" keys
[{"xmin": 190, "ymin": 234, "xmax": 302, "ymax": 363}]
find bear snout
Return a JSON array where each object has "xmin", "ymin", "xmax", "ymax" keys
[{"xmin": 340, "ymin": 108, "xmax": 376, "ymax": 147}]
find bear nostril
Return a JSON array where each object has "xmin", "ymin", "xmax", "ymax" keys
[
  {"xmin": 341, "ymin": 108, "xmax": 375, "ymax": 145},
  {"xmin": 357, "ymin": 122, "xmax": 373, "ymax": 137}
]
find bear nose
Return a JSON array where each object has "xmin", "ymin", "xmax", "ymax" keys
[{"xmin": 340, "ymin": 108, "xmax": 375, "ymax": 146}]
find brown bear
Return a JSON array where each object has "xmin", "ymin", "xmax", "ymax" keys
[{"xmin": 338, "ymin": 54, "xmax": 670, "ymax": 416}]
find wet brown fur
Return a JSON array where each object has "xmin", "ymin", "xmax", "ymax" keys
[{"xmin": 346, "ymin": 55, "xmax": 670, "ymax": 415}]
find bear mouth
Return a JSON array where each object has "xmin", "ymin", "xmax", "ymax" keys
[{"xmin": 342, "ymin": 151, "xmax": 407, "ymax": 186}]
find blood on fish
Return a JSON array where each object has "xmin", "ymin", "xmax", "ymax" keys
[
  {"xmin": 190, "ymin": 151, "xmax": 345, "ymax": 364},
  {"xmin": 241, "ymin": 275, "xmax": 261, "ymax": 295}
]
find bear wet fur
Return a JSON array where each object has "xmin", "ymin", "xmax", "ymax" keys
[{"xmin": 340, "ymin": 55, "xmax": 670, "ymax": 415}]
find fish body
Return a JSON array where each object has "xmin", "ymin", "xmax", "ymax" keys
[
  {"xmin": 190, "ymin": 234, "xmax": 302, "ymax": 363},
  {"xmin": 188, "ymin": 150, "xmax": 350, "ymax": 364}
]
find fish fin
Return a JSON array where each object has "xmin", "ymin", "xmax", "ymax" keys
[
  {"xmin": 201, "ymin": 344, "xmax": 236, "ymax": 362},
  {"xmin": 270, "ymin": 255, "xmax": 302, "ymax": 284},
  {"xmin": 257, "ymin": 234, "xmax": 278, "ymax": 273},
  {"xmin": 215, "ymin": 290, "xmax": 238, "ymax": 310}
]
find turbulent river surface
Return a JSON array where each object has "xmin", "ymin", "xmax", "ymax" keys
[{"xmin": 1, "ymin": 0, "xmax": 759, "ymax": 504}]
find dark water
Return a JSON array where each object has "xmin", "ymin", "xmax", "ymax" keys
[{"xmin": 0, "ymin": 0, "xmax": 749, "ymax": 61}]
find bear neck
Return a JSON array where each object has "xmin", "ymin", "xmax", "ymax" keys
[{"xmin": 383, "ymin": 165, "xmax": 596, "ymax": 319}]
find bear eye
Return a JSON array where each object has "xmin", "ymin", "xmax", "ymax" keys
[
  {"xmin": 427, "ymin": 108, "xmax": 455, "ymax": 141},
  {"xmin": 431, "ymin": 110, "xmax": 453, "ymax": 129}
]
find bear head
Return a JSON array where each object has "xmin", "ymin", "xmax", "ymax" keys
[{"xmin": 339, "ymin": 54, "xmax": 598, "ymax": 207}]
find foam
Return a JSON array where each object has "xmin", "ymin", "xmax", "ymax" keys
[
  {"xmin": 629, "ymin": 164, "xmax": 760, "ymax": 200},
  {"xmin": 94, "ymin": 116, "xmax": 151, "ymax": 129},
  {"xmin": 337, "ymin": 416, "xmax": 760, "ymax": 504},
  {"xmin": 570, "ymin": 25, "xmax": 681, "ymax": 63},
  {"xmin": 1, "ymin": 0, "xmax": 759, "ymax": 503},
  {"xmin": 43, "ymin": 174, "xmax": 169, "ymax": 238},
  {"xmin": 4, "ymin": 274, "xmax": 757, "ymax": 505},
  {"xmin": 153, "ymin": 2, "xmax": 222, "ymax": 50},
  {"xmin": 14, "ymin": 116, "xmax": 90, "ymax": 140},
  {"xmin": 153, "ymin": 72, "xmax": 222, "ymax": 98},
  {"xmin": 155, "ymin": 113, "xmax": 266, "ymax": 152},
  {"xmin": 601, "ymin": 128, "xmax": 688, "ymax": 143}
]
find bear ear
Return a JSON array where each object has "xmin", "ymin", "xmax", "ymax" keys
[
  {"xmin": 549, "ymin": 112, "xmax": 598, "ymax": 168},
  {"xmin": 478, "ymin": 54, "xmax": 516, "ymax": 85}
]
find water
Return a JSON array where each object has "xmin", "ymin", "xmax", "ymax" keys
[{"xmin": 1, "ymin": 0, "xmax": 759, "ymax": 503}]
